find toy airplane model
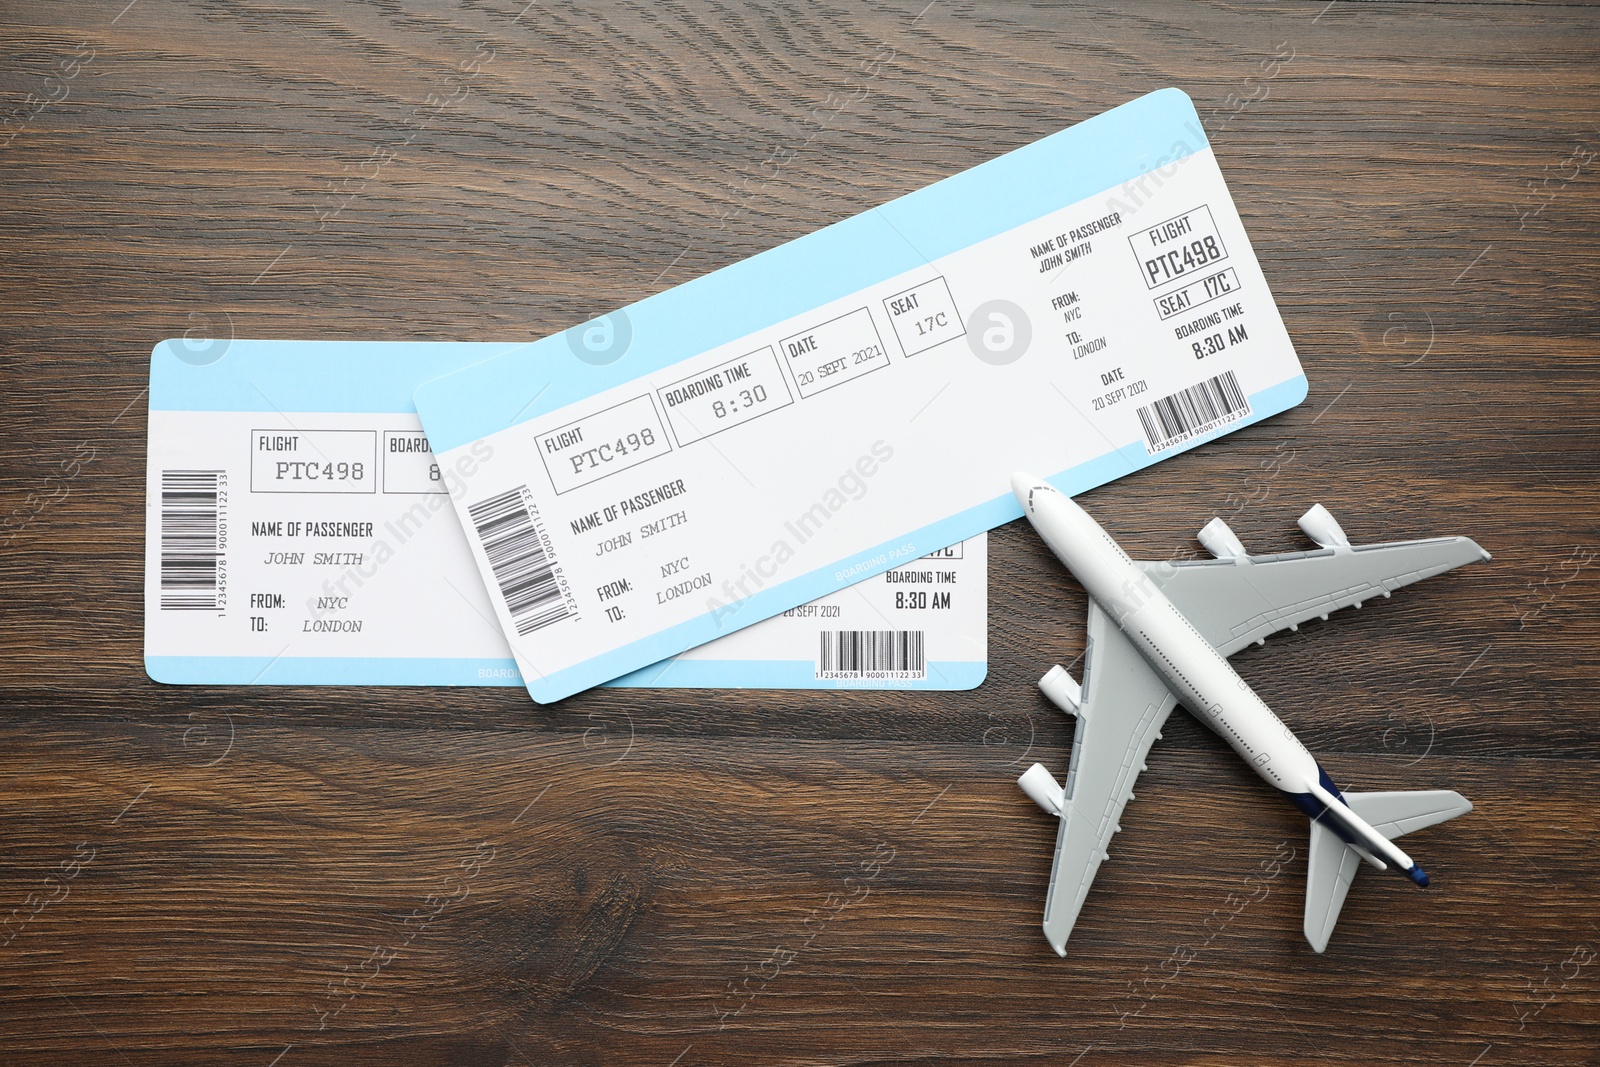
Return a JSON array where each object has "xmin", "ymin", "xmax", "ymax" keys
[{"xmin": 1010, "ymin": 473, "xmax": 1489, "ymax": 954}]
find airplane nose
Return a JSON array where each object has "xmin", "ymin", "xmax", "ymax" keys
[{"xmin": 1012, "ymin": 471, "xmax": 1044, "ymax": 511}]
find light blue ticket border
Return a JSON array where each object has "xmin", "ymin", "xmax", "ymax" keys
[
  {"xmin": 143, "ymin": 654, "xmax": 987, "ymax": 689},
  {"xmin": 406, "ymin": 87, "xmax": 1309, "ymax": 702},
  {"xmin": 146, "ymin": 339, "xmax": 987, "ymax": 690},
  {"xmin": 150, "ymin": 339, "xmax": 528, "ymax": 414}
]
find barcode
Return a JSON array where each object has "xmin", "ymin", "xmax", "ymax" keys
[
  {"xmin": 1136, "ymin": 370, "xmax": 1250, "ymax": 452},
  {"xmin": 467, "ymin": 486, "xmax": 575, "ymax": 636},
  {"xmin": 160, "ymin": 470, "xmax": 223, "ymax": 610},
  {"xmin": 817, "ymin": 630, "xmax": 926, "ymax": 679}
]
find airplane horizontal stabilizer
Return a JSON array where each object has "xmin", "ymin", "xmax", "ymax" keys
[{"xmin": 1303, "ymin": 789, "xmax": 1472, "ymax": 953}]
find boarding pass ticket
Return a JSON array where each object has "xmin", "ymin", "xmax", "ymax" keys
[
  {"xmin": 413, "ymin": 89, "xmax": 1310, "ymax": 703},
  {"xmin": 143, "ymin": 341, "xmax": 987, "ymax": 688}
]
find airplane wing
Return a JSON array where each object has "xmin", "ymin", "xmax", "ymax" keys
[
  {"xmin": 1039, "ymin": 600, "xmax": 1178, "ymax": 955},
  {"xmin": 1139, "ymin": 533, "xmax": 1489, "ymax": 658}
]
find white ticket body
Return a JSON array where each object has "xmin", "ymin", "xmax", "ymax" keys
[
  {"xmin": 413, "ymin": 89, "xmax": 1309, "ymax": 703},
  {"xmin": 142, "ymin": 341, "xmax": 986, "ymax": 688}
]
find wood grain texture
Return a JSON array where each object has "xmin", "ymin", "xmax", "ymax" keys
[{"xmin": 2, "ymin": 1, "xmax": 1598, "ymax": 1063}]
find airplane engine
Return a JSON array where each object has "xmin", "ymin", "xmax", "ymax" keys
[
  {"xmin": 1198, "ymin": 516, "xmax": 1247, "ymax": 558},
  {"xmin": 1038, "ymin": 664, "xmax": 1081, "ymax": 713},
  {"xmin": 1018, "ymin": 763, "xmax": 1066, "ymax": 816},
  {"xmin": 1298, "ymin": 503, "xmax": 1352, "ymax": 548}
]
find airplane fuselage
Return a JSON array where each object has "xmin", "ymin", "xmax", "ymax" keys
[
  {"xmin": 1017, "ymin": 480, "xmax": 1429, "ymax": 884},
  {"xmin": 1029, "ymin": 487, "xmax": 1319, "ymax": 791}
]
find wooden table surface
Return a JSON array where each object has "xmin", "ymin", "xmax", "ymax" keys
[{"xmin": 2, "ymin": 1, "xmax": 1597, "ymax": 1063}]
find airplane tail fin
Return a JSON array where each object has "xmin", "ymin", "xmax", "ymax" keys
[{"xmin": 1303, "ymin": 789, "xmax": 1472, "ymax": 953}]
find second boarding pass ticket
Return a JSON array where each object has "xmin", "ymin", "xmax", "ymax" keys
[
  {"xmin": 143, "ymin": 341, "xmax": 986, "ymax": 689},
  {"xmin": 413, "ymin": 89, "xmax": 1310, "ymax": 702}
]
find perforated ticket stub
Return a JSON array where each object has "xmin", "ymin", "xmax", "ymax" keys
[
  {"xmin": 142, "ymin": 341, "xmax": 986, "ymax": 688},
  {"xmin": 412, "ymin": 89, "xmax": 1309, "ymax": 703}
]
